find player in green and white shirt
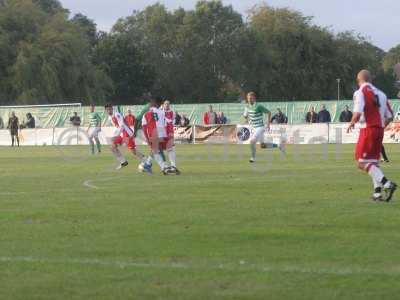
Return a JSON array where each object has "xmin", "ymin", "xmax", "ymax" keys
[
  {"xmin": 87, "ymin": 104, "xmax": 102, "ymax": 154},
  {"xmin": 243, "ymin": 92, "xmax": 285, "ymax": 163}
]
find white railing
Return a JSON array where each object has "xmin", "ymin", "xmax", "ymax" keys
[{"xmin": 0, "ymin": 123, "xmax": 398, "ymax": 146}]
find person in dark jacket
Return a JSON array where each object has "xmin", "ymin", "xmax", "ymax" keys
[
  {"xmin": 70, "ymin": 112, "xmax": 81, "ymax": 127},
  {"xmin": 271, "ymin": 108, "xmax": 288, "ymax": 124},
  {"xmin": 180, "ymin": 115, "xmax": 190, "ymax": 127},
  {"xmin": 305, "ymin": 107, "xmax": 318, "ymax": 123},
  {"xmin": 24, "ymin": 113, "xmax": 35, "ymax": 128},
  {"xmin": 317, "ymin": 105, "xmax": 331, "ymax": 123},
  {"xmin": 339, "ymin": 105, "xmax": 353, "ymax": 122},
  {"xmin": 7, "ymin": 112, "xmax": 19, "ymax": 147},
  {"xmin": 174, "ymin": 112, "xmax": 182, "ymax": 126},
  {"xmin": 217, "ymin": 112, "xmax": 228, "ymax": 124}
]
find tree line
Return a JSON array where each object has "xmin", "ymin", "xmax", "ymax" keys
[{"xmin": 0, "ymin": 0, "xmax": 399, "ymax": 105}]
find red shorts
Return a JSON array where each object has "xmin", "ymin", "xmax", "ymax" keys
[
  {"xmin": 166, "ymin": 125, "xmax": 174, "ymax": 139},
  {"xmin": 159, "ymin": 137, "xmax": 171, "ymax": 150},
  {"xmin": 148, "ymin": 137, "xmax": 169, "ymax": 150},
  {"xmin": 114, "ymin": 133, "xmax": 136, "ymax": 150},
  {"xmin": 355, "ymin": 127, "xmax": 384, "ymax": 162}
]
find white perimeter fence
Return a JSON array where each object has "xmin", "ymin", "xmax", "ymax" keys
[{"xmin": 0, "ymin": 123, "xmax": 399, "ymax": 146}]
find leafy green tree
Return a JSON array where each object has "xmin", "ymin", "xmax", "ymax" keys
[
  {"xmin": 93, "ymin": 33, "xmax": 154, "ymax": 104},
  {"xmin": 178, "ymin": 0, "xmax": 244, "ymax": 101},
  {"xmin": 0, "ymin": 0, "xmax": 47, "ymax": 104},
  {"xmin": 382, "ymin": 45, "xmax": 400, "ymax": 97},
  {"xmin": 113, "ymin": 4, "xmax": 188, "ymax": 100},
  {"xmin": 383, "ymin": 45, "xmax": 400, "ymax": 72},
  {"xmin": 113, "ymin": 1, "xmax": 243, "ymax": 102},
  {"xmin": 0, "ymin": 0, "xmax": 398, "ymax": 105},
  {"xmin": 0, "ymin": 0, "xmax": 112, "ymax": 105},
  {"xmin": 71, "ymin": 13, "xmax": 98, "ymax": 47},
  {"xmin": 32, "ymin": 0, "xmax": 65, "ymax": 15},
  {"xmin": 13, "ymin": 13, "xmax": 112, "ymax": 104},
  {"xmin": 244, "ymin": 4, "xmax": 340, "ymax": 100},
  {"xmin": 334, "ymin": 32, "xmax": 382, "ymax": 98}
]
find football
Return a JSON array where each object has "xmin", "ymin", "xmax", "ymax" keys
[{"xmin": 138, "ymin": 162, "xmax": 145, "ymax": 173}]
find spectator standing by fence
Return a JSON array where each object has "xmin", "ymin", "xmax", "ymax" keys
[
  {"xmin": 217, "ymin": 112, "xmax": 228, "ymax": 124},
  {"xmin": 8, "ymin": 112, "xmax": 19, "ymax": 147},
  {"xmin": 203, "ymin": 105, "xmax": 217, "ymax": 125},
  {"xmin": 271, "ymin": 108, "xmax": 288, "ymax": 124},
  {"xmin": 70, "ymin": 112, "xmax": 81, "ymax": 127},
  {"xmin": 181, "ymin": 115, "xmax": 190, "ymax": 127},
  {"xmin": 306, "ymin": 107, "xmax": 318, "ymax": 123},
  {"xmin": 339, "ymin": 105, "xmax": 353, "ymax": 122},
  {"xmin": 317, "ymin": 105, "xmax": 331, "ymax": 123},
  {"xmin": 174, "ymin": 112, "xmax": 182, "ymax": 126},
  {"xmin": 0, "ymin": 116, "xmax": 4, "ymax": 129},
  {"xmin": 22, "ymin": 113, "xmax": 35, "ymax": 129}
]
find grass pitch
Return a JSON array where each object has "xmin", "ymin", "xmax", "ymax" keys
[{"xmin": 1, "ymin": 144, "xmax": 400, "ymax": 300}]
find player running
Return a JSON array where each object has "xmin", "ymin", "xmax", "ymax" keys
[
  {"xmin": 87, "ymin": 104, "xmax": 102, "ymax": 155},
  {"xmin": 347, "ymin": 70, "xmax": 397, "ymax": 202},
  {"xmin": 243, "ymin": 92, "xmax": 285, "ymax": 163},
  {"xmin": 141, "ymin": 97, "xmax": 173, "ymax": 175},
  {"xmin": 105, "ymin": 103, "xmax": 152, "ymax": 172},
  {"xmin": 162, "ymin": 100, "xmax": 181, "ymax": 175}
]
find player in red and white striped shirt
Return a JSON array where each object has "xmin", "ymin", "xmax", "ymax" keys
[
  {"xmin": 105, "ymin": 103, "xmax": 151, "ymax": 172},
  {"xmin": 347, "ymin": 70, "xmax": 397, "ymax": 202},
  {"xmin": 142, "ymin": 97, "xmax": 171, "ymax": 174},
  {"xmin": 163, "ymin": 100, "xmax": 181, "ymax": 175}
]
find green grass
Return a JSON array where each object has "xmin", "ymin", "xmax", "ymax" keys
[{"xmin": 1, "ymin": 144, "xmax": 400, "ymax": 300}]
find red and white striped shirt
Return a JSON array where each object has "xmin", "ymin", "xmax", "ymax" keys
[
  {"xmin": 164, "ymin": 109, "xmax": 175, "ymax": 137},
  {"xmin": 353, "ymin": 83, "xmax": 393, "ymax": 128},
  {"xmin": 142, "ymin": 107, "xmax": 167, "ymax": 138},
  {"xmin": 111, "ymin": 112, "xmax": 134, "ymax": 137}
]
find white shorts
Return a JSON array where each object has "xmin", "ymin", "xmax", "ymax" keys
[
  {"xmin": 89, "ymin": 127, "xmax": 101, "ymax": 139},
  {"xmin": 250, "ymin": 127, "xmax": 265, "ymax": 143}
]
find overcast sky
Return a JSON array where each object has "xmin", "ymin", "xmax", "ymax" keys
[{"xmin": 60, "ymin": 0, "xmax": 400, "ymax": 51}]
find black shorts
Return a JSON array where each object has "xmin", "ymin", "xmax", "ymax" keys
[{"xmin": 10, "ymin": 129, "xmax": 18, "ymax": 136}]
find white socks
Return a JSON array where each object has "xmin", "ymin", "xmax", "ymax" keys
[
  {"xmin": 367, "ymin": 164, "xmax": 384, "ymax": 185},
  {"xmin": 251, "ymin": 143, "xmax": 256, "ymax": 160},
  {"xmin": 154, "ymin": 153, "xmax": 167, "ymax": 170},
  {"xmin": 367, "ymin": 164, "xmax": 392, "ymax": 189},
  {"xmin": 112, "ymin": 148, "xmax": 126, "ymax": 164},
  {"xmin": 146, "ymin": 150, "xmax": 175, "ymax": 170},
  {"xmin": 167, "ymin": 148, "xmax": 176, "ymax": 168},
  {"xmin": 372, "ymin": 178, "xmax": 382, "ymax": 190}
]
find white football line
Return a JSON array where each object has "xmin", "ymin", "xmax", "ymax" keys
[
  {"xmin": 83, "ymin": 176, "xmax": 126, "ymax": 190},
  {"xmin": 83, "ymin": 180, "xmax": 100, "ymax": 190},
  {"xmin": 0, "ymin": 256, "xmax": 398, "ymax": 276}
]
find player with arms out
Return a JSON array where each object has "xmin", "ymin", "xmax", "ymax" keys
[
  {"xmin": 141, "ymin": 97, "xmax": 173, "ymax": 175},
  {"xmin": 347, "ymin": 70, "xmax": 397, "ymax": 202},
  {"xmin": 243, "ymin": 92, "xmax": 285, "ymax": 163},
  {"xmin": 87, "ymin": 104, "xmax": 102, "ymax": 155},
  {"xmin": 105, "ymin": 103, "xmax": 152, "ymax": 173},
  {"xmin": 163, "ymin": 100, "xmax": 181, "ymax": 175}
]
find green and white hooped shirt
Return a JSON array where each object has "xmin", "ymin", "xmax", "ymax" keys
[{"xmin": 244, "ymin": 103, "xmax": 270, "ymax": 128}]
